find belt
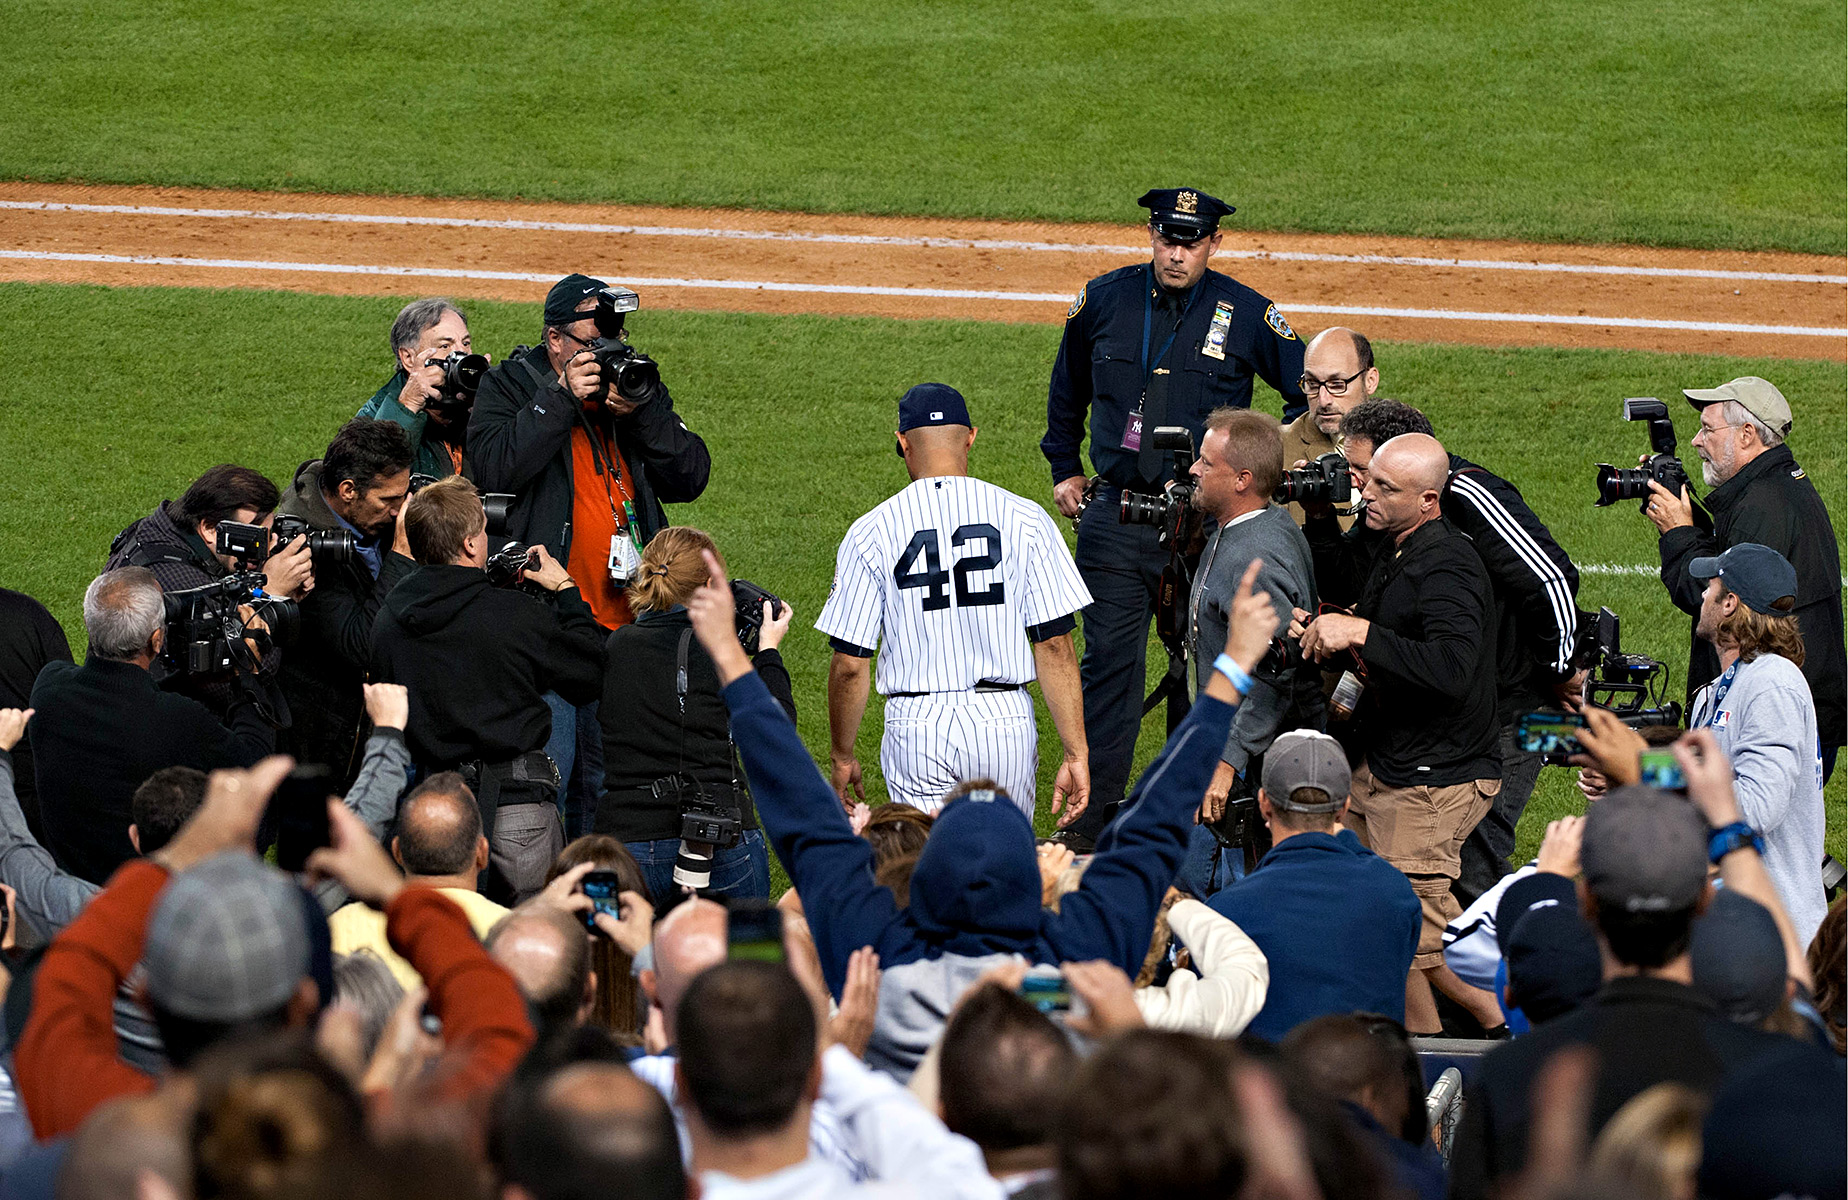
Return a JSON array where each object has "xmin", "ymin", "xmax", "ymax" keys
[
  {"xmin": 889, "ymin": 681, "xmax": 1024, "ymax": 699},
  {"xmin": 455, "ymin": 750, "xmax": 560, "ymax": 836}
]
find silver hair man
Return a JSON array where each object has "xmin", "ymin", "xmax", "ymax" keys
[{"xmin": 83, "ymin": 567, "xmax": 165, "ymax": 662}]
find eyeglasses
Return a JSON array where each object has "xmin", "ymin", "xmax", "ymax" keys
[{"xmin": 1298, "ymin": 368, "xmax": 1365, "ymax": 396}]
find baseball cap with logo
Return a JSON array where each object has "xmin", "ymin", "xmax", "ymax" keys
[
  {"xmin": 543, "ymin": 273, "xmax": 611, "ymax": 326},
  {"xmin": 1682, "ymin": 376, "xmax": 1793, "ymax": 440},
  {"xmin": 1137, "ymin": 188, "xmax": 1235, "ymax": 243},
  {"xmin": 1581, "ymin": 785, "xmax": 1709, "ymax": 915},
  {"xmin": 143, "ymin": 852, "xmax": 313, "ymax": 1023},
  {"xmin": 1688, "ymin": 542, "xmax": 1799, "ymax": 616},
  {"xmin": 895, "ymin": 383, "xmax": 973, "ymax": 457},
  {"xmin": 1259, "ymin": 729, "xmax": 1350, "ymax": 813}
]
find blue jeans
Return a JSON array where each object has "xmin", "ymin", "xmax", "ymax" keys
[
  {"xmin": 543, "ymin": 695, "xmax": 607, "ymax": 840},
  {"xmin": 1177, "ymin": 821, "xmax": 1249, "ymax": 898},
  {"xmin": 626, "ymin": 829, "xmax": 769, "ymax": 902}
]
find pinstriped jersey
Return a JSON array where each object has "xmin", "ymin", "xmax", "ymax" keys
[{"xmin": 816, "ymin": 475, "xmax": 1092, "ymax": 695}]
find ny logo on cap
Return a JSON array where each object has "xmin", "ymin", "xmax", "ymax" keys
[
  {"xmin": 931, "ymin": 411, "xmax": 944, "ymax": 419},
  {"xmin": 1176, "ymin": 190, "xmax": 1199, "ymax": 214}
]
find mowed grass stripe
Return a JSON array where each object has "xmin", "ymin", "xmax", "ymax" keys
[
  {"xmin": 0, "ymin": 0, "xmax": 1841, "ymax": 253},
  {"xmin": 0, "ymin": 281, "xmax": 1839, "ymax": 869}
]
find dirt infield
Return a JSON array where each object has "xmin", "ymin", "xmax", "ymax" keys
[{"xmin": 1, "ymin": 182, "xmax": 1842, "ymax": 361}]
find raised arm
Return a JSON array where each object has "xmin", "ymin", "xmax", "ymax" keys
[{"xmin": 0, "ymin": 711, "xmax": 98, "ymax": 939}]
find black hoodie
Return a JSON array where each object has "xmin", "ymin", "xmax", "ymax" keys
[{"xmin": 370, "ymin": 563, "xmax": 605, "ymax": 769}]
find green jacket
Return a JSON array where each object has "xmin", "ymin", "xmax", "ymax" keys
[{"xmin": 355, "ymin": 369, "xmax": 472, "ymax": 480}]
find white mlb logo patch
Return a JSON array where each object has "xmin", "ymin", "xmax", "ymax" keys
[{"xmin": 1713, "ymin": 710, "xmax": 1732, "ymax": 728}]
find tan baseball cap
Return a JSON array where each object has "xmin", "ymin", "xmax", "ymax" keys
[{"xmin": 1682, "ymin": 376, "xmax": 1792, "ymax": 438}]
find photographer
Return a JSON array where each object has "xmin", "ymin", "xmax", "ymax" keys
[
  {"xmin": 468, "ymin": 274, "xmax": 711, "ymax": 631},
  {"xmin": 27, "ymin": 568, "xmax": 275, "ymax": 884},
  {"xmin": 355, "ymin": 297, "xmax": 483, "ymax": 480},
  {"xmin": 106, "ymin": 464, "xmax": 313, "ymax": 713},
  {"xmin": 370, "ymin": 477, "xmax": 606, "ymax": 902},
  {"xmin": 1281, "ymin": 326, "xmax": 1377, "ymax": 527},
  {"xmin": 274, "ymin": 418, "xmax": 416, "ymax": 777},
  {"xmin": 1312, "ymin": 398, "xmax": 1583, "ymax": 904},
  {"xmin": 1297, "ymin": 433, "xmax": 1505, "ymax": 1036},
  {"xmin": 1639, "ymin": 377, "xmax": 1844, "ymax": 780},
  {"xmin": 596, "ymin": 528, "xmax": 793, "ymax": 901},
  {"xmin": 1180, "ymin": 408, "xmax": 1322, "ymax": 894}
]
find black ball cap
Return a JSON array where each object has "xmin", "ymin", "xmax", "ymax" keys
[
  {"xmin": 543, "ymin": 273, "xmax": 609, "ymax": 325},
  {"xmin": 1138, "ymin": 188, "xmax": 1234, "ymax": 243}
]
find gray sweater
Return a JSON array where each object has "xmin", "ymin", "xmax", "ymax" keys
[
  {"xmin": 1690, "ymin": 653, "xmax": 1827, "ymax": 947},
  {"xmin": 1187, "ymin": 504, "xmax": 1323, "ymax": 773}
]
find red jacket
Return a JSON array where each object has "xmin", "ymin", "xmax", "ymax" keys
[{"xmin": 15, "ymin": 859, "xmax": 533, "ymax": 1140}]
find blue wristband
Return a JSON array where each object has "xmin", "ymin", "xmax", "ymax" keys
[
  {"xmin": 1708, "ymin": 821, "xmax": 1764, "ymax": 864},
  {"xmin": 1213, "ymin": 653, "xmax": 1254, "ymax": 696}
]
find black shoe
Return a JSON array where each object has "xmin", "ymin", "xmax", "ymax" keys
[{"xmin": 1047, "ymin": 829, "xmax": 1095, "ymax": 854}]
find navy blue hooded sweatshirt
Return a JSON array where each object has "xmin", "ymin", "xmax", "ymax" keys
[{"xmin": 722, "ymin": 669, "xmax": 1236, "ymax": 1079}]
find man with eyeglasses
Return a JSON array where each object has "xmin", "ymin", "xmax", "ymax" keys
[
  {"xmin": 468, "ymin": 274, "xmax": 712, "ymax": 834},
  {"xmin": 1041, "ymin": 188, "xmax": 1307, "ymax": 849},
  {"xmin": 1282, "ymin": 327, "xmax": 1378, "ymax": 528},
  {"xmin": 1640, "ymin": 377, "xmax": 1843, "ymax": 780}
]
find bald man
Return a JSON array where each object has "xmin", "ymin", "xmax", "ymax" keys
[
  {"xmin": 1283, "ymin": 327, "xmax": 1377, "ymax": 528},
  {"xmin": 1299, "ymin": 434, "xmax": 1504, "ymax": 1036},
  {"xmin": 498, "ymin": 1062, "xmax": 690, "ymax": 1200},
  {"xmin": 329, "ymin": 772, "xmax": 510, "ymax": 987},
  {"xmin": 487, "ymin": 904, "xmax": 596, "ymax": 1036}
]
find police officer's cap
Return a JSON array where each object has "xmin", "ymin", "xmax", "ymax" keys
[{"xmin": 1138, "ymin": 188, "xmax": 1234, "ymax": 243}]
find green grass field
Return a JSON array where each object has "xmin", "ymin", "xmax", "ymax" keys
[
  {"xmin": 3, "ymin": 0, "xmax": 1843, "ymax": 253},
  {"xmin": 1, "ymin": 281, "xmax": 1841, "ymax": 870}
]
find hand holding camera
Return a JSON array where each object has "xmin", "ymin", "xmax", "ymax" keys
[
  {"xmin": 1642, "ymin": 479, "xmax": 1696, "ymax": 534},
  {"xmin": 521, "ymin": 545, "xmax": 575, "ymax": 593},
  {"xmin": 559, "ymin": 350, "xmax": 604, "ymax": 403},
  {"xmin": 263, "ymin": 530, "xmax": 316, "ymax": 600},
  {"xmin": 398, "ymin": 356, "xmax": 448, "ymax": 416}
]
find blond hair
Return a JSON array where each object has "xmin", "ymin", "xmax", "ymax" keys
[
  {"xmin": 404, "ymin": 476, "xmax": 483, "ymax": 565},
  {"xmin": 1716, "ymin": 587, "xmax": 1806, "ymax": 667},
  {"xmin": 627, "ymin": 526, "xmax": 727, "ymax": 613}
]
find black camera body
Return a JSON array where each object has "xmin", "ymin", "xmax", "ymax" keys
[
  {"xmin": 1581, "ymin": 606, "xmax": 1683, "ymax": 725},
  {"xmin": 589, "ymin": 339, "xmax": 662, "ymax": 405},
  {"xmin": 425, "ymin": 350, "xmax": 488, "ymax": 413},
  {"xmin": 1596, "ymin": 398, "xmax": 1692, "ymax": 511},
  {"xmin": 214, "ymin": 520, "xmax": 270, "ymax": 567},
  {"xmin": 485, "ymin": 542, "xmax": 545, "ymax": 593},
  {"xmin": 1119, "ymin": 427, "xmax": 1198, "ymax": 550},
  {"xmin": 1275, "ymin": 452, "xmax": 1352, "ymax": 507},
  {"xmin": 730, "ymin": 579, "xmax": 783, "ymax": 655},
  {"xmin": 269, "ymin": 515, "xmax": 357, "ymax": 571},
  {"xmin": 663, "ymin": 777, "xmax": 745, "ymax": 892},
  {"xmin": 482, "ymin": 493, "xmax": 516, "ymax": 539},
  {"xmin": 161, "ymin": 573, "xmax": 298, "ymax": 679}
]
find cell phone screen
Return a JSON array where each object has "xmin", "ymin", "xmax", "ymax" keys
[
  {"xmin": 1515, "ymin": 711, "xmax": 1587, "ymax": 756},
  {"xmin": 580, "ymin": 869, "xmax": 624, "ymax": 933},
  {"xmin": 1638, "ymin": 750, "xmax": 1687, "ymax": 791},
  {"xmin": 271, "ymin": 764, "xmax": 333, "ymax": 873},
  {"xmin": 725, "ymin": 899, "xmax": 784, "ymax": 962},
  {"xmin": 1018, "ymin": 971, "xmax": 1072, "ymax": 1014}
]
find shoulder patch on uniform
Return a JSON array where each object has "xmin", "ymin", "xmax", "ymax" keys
[
  {"xmin": 1791, "ymin": 467, "xmax": 1807, "ymax": 480},
  {"xmin": 1066, "ymin": 286, "xmax": 1086, "ymax": 320},
  {"xmin": 1265, "ymin": 303, "xmax": 1298, "ymax": 341}
]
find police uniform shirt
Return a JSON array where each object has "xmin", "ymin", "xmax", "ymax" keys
[{"xmin": 1042, "ymin": 263, "xmax": 1308, "ymax": 491}]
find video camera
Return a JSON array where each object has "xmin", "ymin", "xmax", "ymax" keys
[
  {"xmin": 1515, "ymin": 606, "xmax": 1682, "ymax": 764},
  {"xmin": 731, "ymin": 580, "xmax": 784, "ymax": 655},
  {"xmin": 423, "ymin": 350, "xmax": 488, "ymax": 414},
  {"xmin": 160, "ymin": 573, "xmax": 298, "ymax": 679},
  {"xmin": 1119, "ymin": 426, "xmax": 1199, "ymax": 551},
  {"xmin": 1595, "ymin": 398, "xmax": 1692, "ymax": 511},
  {"xmin": 582, "ymin": 286, "xmax": 662, "ymax": 405},
  {"xmin": 1274, "ymin": 452, "xmax": 1351, "ymax": 507}
]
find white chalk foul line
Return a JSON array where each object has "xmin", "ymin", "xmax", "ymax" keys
[
  {"xmin": 2, "ymin": 199, "xmax": 1842, "ymax": 286},
  {"xmin": 1581, "ymin": 562, "xmax": 1848, "ymax": 587},
  {"xmin": 2, "ymin": 249, "xmax": 1844, "ymax": 339}
]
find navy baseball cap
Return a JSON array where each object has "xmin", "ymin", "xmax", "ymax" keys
[
  {"xmin": 1689, "ymin": 543, "xmax": 1799, "ymax": 616},
  {"xmin": 543, "ymin": 273, "xmax": 610, "ymax": 325},
  {"xmin": 895, "ymin": 383, "xmax": 972, "ymax": 457},
  {"xmin": 1503, "ymin": 904, "xmax": 1602, "ymax": 1025},
  {"xmin": 1138, "ymin": 188, "xmax": 1234, "ymax": 243}
]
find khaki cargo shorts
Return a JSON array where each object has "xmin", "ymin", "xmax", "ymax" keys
[{"xmin": 1345, "ymin": 760, "xmax": 1498, "ymax": 970}]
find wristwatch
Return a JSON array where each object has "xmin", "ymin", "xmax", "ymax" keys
[{"xmin": 1707, "ymin": 821, "xmax": 1764, "ymax": 864}]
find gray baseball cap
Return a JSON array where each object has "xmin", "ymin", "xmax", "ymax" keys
[
  {"xmin": 1683, "ymin": 376, "xmax": 1793, "ymax": 439},
  {"xmin": 1581, "ymin": 786, "xmax": 1709, "ymax": 914},
  {"xmin": 143, "ymin": 852, "xmax": 312, "ymax": 1022},
  {"xmin": 1688, "ymin": 542, "xmax": 1799, "ymax": 616},
  {"xmin": 1260, "ymin": 730, "xmax": 1351, "ymax": 813}
]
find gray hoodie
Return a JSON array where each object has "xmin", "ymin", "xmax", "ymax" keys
[{"xmin": 1690, "ymin": 653, "xmax": 1826, "ymax": 946}]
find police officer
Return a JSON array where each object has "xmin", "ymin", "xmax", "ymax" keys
[{"xmin": 1043, "ymin": 187, "xmax": 1308, "ymax": 847}]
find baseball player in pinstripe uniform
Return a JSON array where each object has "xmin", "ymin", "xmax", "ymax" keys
[{"xmin": 817, "ymin": 383, "xmax": 1094, "ymax": 823}]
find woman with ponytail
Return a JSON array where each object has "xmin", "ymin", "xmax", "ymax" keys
[{"xmin": 595, "ymin": 527, "xmax": 793, "ymax": 899}]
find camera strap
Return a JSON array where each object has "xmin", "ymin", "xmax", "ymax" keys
[{"xmin": 676, "ymin": 626, "xmax": 746, "ymax": 799}]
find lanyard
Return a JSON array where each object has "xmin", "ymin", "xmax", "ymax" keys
[
  {"xmin": 574, "ymin": 406, "xmax": 628, "ymax": 530},
  {"xmin": 1140, "ymin": 265, "xmax": 1201, "ymax": 388},
  {"xmin": 1703, "ymin": 661, "xmax": 1741, "ymax": 727}
]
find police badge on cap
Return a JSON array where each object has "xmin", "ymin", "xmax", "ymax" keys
[{"xmin": 1138, "ymin": 188, "xmax": 1235, "ymax": 243}]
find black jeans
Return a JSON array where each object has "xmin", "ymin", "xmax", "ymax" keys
[{"xmin": 1065, "ymin": 489, "xmax": 1174, "ymax": 840}]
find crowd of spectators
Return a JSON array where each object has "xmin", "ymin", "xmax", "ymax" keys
[{"xmin": 0, "ymin": 273, "xmax": 1837, "ymax": 1200}]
